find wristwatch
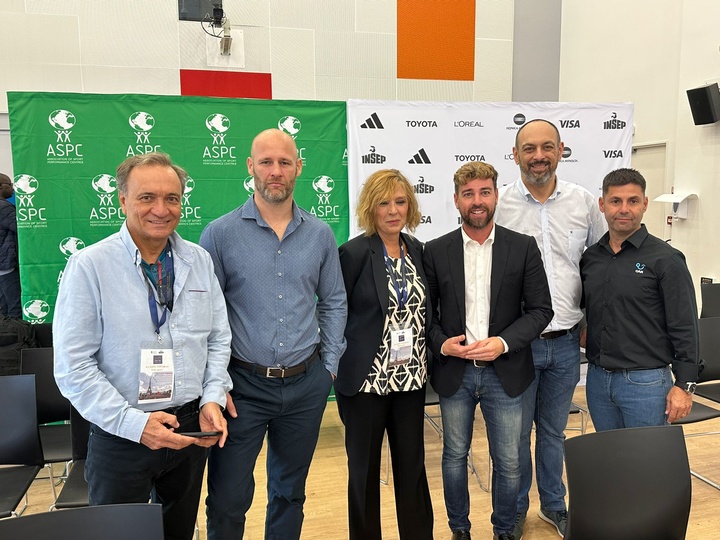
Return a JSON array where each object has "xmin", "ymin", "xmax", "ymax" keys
[{"xmin": 683, "ymin": 382, "xmax": 697, "ymax": 395}]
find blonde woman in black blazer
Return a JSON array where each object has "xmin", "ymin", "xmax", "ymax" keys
[{"xmin": 335, "ymin": 169, "xmax": 433, "ymax": 540}]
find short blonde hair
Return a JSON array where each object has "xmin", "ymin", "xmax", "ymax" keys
[
  {"xmin": 356, "ymin": 169, "xmax": 421, "ymax": 235},
  {"xmin": 453, "ymin": 162, "xmax": 498, "ymax": 193}
]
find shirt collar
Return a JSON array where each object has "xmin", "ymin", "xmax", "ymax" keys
[
  {"xmin": 119, "ymin": 221, "xmax": 183, "ymax": 267},
  {"xmin": 240, "ymin": 195, "xmax": 304, "ymax": 229},
  {"xmin": 460, "ymin": 222, "xmax": 496, "ymax": 247},
  {"xmin": 516, "ymin": 177, "xmax": 562, "ymax": 202},
  {"xmin": 598, "ymin": 223, "xmax": 648, "ymax": 251}
]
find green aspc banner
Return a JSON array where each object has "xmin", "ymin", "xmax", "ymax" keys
[{"xmin": 7, "ymin": 92, "xmax": 349, "ymax": 323}]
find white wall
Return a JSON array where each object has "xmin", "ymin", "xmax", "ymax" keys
[{"xmin": 560, "ymin": 0, "xmax": 720, "ymax": 300}]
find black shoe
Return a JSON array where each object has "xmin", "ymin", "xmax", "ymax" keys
[
  {"xmin": 493, "ymin": 534, "xmax": 516, "ymax": 540},
  {"xmin": 513, "ymin": 512, "xmax": 526, "ymax": 540},
  {"xmin": 451, "ymin": 530, "xmax": 471, "ymax": 540}
]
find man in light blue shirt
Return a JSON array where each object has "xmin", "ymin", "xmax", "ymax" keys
[
  {"xmin": 201, "ymin": 129, "xmax": 347, "ymax": 540},
  {"xmin": 54, "ymin": 152, "xmax": 232, "ymax": 540},
  {"xmin": 495, "ymin": 119, "xmax": 606, "ymax": 539}
]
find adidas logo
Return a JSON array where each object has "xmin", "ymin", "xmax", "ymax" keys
[
  {"xmin": 408, "ymin": 148, "xmax": 431, "ymax": 164},
  {"xmin": 360, "ymin": 113, "xmax": 384, "ymax": 129}
]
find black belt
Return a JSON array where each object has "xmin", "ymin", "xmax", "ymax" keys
[
  {"xmin": 539, "ymin": 323, "xmax": 579, "ymax": 340},
  {"xmin": 472, "ymin": 360, "xmax": 491, "ymax": 368},
  {"xmin": 231, "ymin": 346, "xmax": 320, "ymax": 378},
  {"xmin": 161, "ymin": 397, "xmax": 200, "ymax": 417}
]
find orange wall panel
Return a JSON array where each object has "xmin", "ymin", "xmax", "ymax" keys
[{"xmin": 397, "ymin": 0, "xmax": 476, "ymax": 81}]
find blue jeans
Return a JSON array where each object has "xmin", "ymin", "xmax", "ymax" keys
[
  {"xmin": 206, "ymin": 357, "xmax": 333, "ymax": 540},
  {"xmin": 85, "ymin": 407, "xmax": 208, "ymax": 540},
  {"xmin": 518, "ymin": 328, "xmax": 580, "ymax": 514},
  {"xmin": 586, "ymin": 363, "xmax": 673, "ymax": 431},
  {"xmin": 439, "ymin": 363, "xmax": 523, "ymax": 536}
]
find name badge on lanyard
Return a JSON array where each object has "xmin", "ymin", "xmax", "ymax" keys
[{"xmin": 384, "ymin": 240, "xmax": 413, "ymax": 367}]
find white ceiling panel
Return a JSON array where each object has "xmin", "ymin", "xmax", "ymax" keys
[
  {"xmin": 355, "ymin": 0, "xmax": 395, "ymax": 34},
  {"xmin": 473, "ymin": 38, "xmax": 512, "ymax": 101},
  {"xmin": 315, "ymin": 31, "xmax": 394, "ymax": 78},
  {"xmin": 270, "ymin": 0, "xmax": 354, "ymax": 31},
  {"xmin": 270, "ymin": 27, "xmax": 315, "ymax": 99},
  {"xmin": 397, "ymin": 79, "xmax": 474, "ymax": 102},
  {"xmin": 316, "ymin": 76, "xmax": 396, "ymax": 100}
]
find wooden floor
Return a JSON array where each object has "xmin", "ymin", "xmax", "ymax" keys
[{"xmin": 22, "ymin": 387, "xmax": 720, "ymax": 539}]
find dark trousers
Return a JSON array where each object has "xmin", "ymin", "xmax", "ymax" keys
[
  {"xmin": 336, "ymin": 387, "xmax": 434, "ymax": 540},
  {"xmin": 85, "ymin": 408, "xmax": 207, "ymax": 540},
  {"xmin": 0, "ymin": 268, "xmax": 21, "ymax": 318},
  {"xmin": 206, "ymin": 357, "xmax": 333, "ymax": 540}
]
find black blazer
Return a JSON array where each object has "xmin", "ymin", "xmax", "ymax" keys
[
  {"xmin": 334, "ymin": 232, "xmax": 432, "ymax": 396},
  {"xmin": 423, "ymin": 225, "xmax": 553, "ymax": 398}
]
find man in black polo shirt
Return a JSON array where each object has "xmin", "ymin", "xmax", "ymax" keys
[{"xmin": 580, "ymin": 168, "xmax": 701, "ymax": 430}]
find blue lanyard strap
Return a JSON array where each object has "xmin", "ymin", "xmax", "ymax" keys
[
  {"xmin": 382, "ymin": 239, "xmax": 407, "ymax": 312},
  {"xmin": 144, "ymin": 245, "xmax": 174, "ymax": 336}
]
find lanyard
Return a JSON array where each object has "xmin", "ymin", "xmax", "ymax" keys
[
  {"xmin": 382, "ymin": 239, "xmax": 408, "ymax": 312},
  {"xmin": 145, "ymin": 246, "xmax": 174, "ymax": 339}
]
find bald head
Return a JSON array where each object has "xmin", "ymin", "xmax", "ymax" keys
[{"xmin": 250, "ymin": 129, "xmax": 297, "ymax": 160}]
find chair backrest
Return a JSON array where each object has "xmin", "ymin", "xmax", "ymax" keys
[
  {"xmin": 33, "ymin": 322, "xmax": 53, "ymax": 347},
  {"xmin": 70, "ymin": 405, "xmax": 90, "ymax": 461},
  {"xmin": 0, "ymin": 503, "xmax": 164, "ymax": 540},
  {"xmin": 564, "ymin": 425, "xmax": 691, "ymax": 540},
  {"xmin": 698, "ymin": 317, "xmax": 720, "ymax": 382},
  {"xmin": 701, "ymin": 282, "xmax": 720, "ymax": 318},
  {"xmin": 0, "ymin": 374, "xmax": 44, "ymax": 466},
  {"xmin": 20, "ymin": 347, "xmax": 70, "ymax": 424}
]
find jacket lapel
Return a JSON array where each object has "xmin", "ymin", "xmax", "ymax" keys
[
  {"xmin": 448, "ymin": 229, "xmax": 466, "ymax": 330},
  {"xmin": 490, "ymin": 225, "xmax": 509, "ymax": 322},
  {"xmin": 369, "ymin": 234, "xmax": 390, "ymax": 314}
]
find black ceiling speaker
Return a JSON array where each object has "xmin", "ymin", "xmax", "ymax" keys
[{"xmin": 686, "ymin": 83, "xmax": 720, "ymax": 125}]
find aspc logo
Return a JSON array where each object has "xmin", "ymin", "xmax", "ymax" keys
[
  {"xmin": 181, "ymin": 176, "xmax": 201, "ymax": 223},
  {"xmin": 14, "ymin": 174, "xmax": 46, "ymax": 226},
  {"xmin": 89, "ymin": 174, "xmax": 123, "ymax": 224},
  {"xmin": 59, "ymin": 237, "xmax": 86, "ymax": 258},
  {"xmin": 278, "ymin": 116, "xmax": 301, "ymax": 139},
  {"xmin": 47, "ymin": 109, "xmax": 83, "ymax": 163},
  {"xmin": 127, "ymin": 111, "xmax": 161, "ymax": 156},
  {"xmin": 23, "ymin": 299, "xmax": 50, "ymax": 324},
  {"xmin": 309, "ymin": 175, "xmax": 340, "ymax": 223},
  {"xmin": 203, "ymin": 113, "xmax": 236, "ymax": 165}
]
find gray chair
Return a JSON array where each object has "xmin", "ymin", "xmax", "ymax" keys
[
  {"xmin": 0, "ymin": 374, "xmax": 44, "ymax": 518},
  {"xmin": 50, "ymin": 406, "xmax": 90, "ymax": 510},
  {"xmin": 0, "ymin": 503, "xmax": 164, "ymax": 540},
  {"xmin": 564, "ymin": 425, "xmax": 691, "ymax": 540},
  {"xmin": 20, "ymin": 347, "xmax": 73, "ymax": 500}
]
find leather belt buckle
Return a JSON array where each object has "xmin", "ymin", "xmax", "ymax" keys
[{"xmin": 266, "ymin": 367, "xmax": 285, "ymax": 378}]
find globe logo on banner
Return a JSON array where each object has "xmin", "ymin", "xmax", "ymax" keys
[
  {"xmin": 92, "ymin": 174, "xmax": 116, "ymax": 194},
  {"xmin": 48, "ymin": 109, "xmax": 76, "ymax": 130},
  {"xmin": 23, "ymin": 299, "xmax": 50, "ymax": 323},
  {"xmin": 278, "ymin": 116, "xmax": 301, "ymax": 138},
  {"xmin": 14, "ymin": 174, "xmax": 39, "ymax": 195},
  {"xmin": 59, "ymin": 237, "xmax": 86, "ymax": 258},
  {"xmin": 312, "ymin": 176, "xmax": 335, "ymax": 194},
  {"xmin": 243, "ymin": 176, "xmax": 255, "ymax": 196},
  {"xmin": 205, "ymin": 114, "xmax": 230, "ymax": 133},
  {"xmin": 129, "ymin": 111, "xmax": 155, "ymax": 131}
]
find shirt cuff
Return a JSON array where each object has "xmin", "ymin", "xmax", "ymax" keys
[{"xmin": 498, "ymin": 336, "xmax": 509, "ymax": 354}]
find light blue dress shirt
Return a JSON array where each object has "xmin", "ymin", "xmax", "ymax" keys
[
  {"xmin": 200, "ymin": 196, "xmax": 347, "ymax": 374},
  {"xmin": 54, "ymin": 222, "xmax": 232, "ymax": 443}
]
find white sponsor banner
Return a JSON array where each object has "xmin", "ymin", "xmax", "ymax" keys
[{"xmin": 347, "ymin": 100, "xmax": 633, "ymax": 242}]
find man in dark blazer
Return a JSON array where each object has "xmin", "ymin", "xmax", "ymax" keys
[{"xmin": 423, "ymin": 162, "xmax": 553, "ymax": 540}]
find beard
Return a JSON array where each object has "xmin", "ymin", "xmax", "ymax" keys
[
  {"xmin": 255, "ymin": 176, "xmax": 295, "ymax": 204},
  {"xmin": 461, "ymin": 204, "xmax": 495, "ymax": 230},
  {"xmin": 521, "ymin": 159, "xmax": 555, "ymax": 186}
]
